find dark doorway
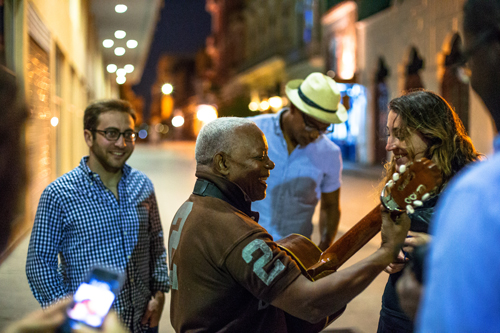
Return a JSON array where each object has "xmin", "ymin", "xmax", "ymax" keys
[
  {"xmin": 373, "ymin": 57, "xmax": 390, "ymax": 165},
  {"xmin": 404, "ymin": 46, "xmax": 425, "ymax": 91},
  {"xmin": 441, "ymin": 33, "xmax": 470, "ymax": 132}
]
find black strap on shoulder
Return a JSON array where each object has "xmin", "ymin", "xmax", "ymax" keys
[{"xmin": 193, "ymin": 178, "xmax": 231, "ymax": 203}]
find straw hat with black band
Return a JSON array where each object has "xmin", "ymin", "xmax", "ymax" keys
[{"xmin": 285, "ymin": 72, "xmax": 348, "ymax": 124}]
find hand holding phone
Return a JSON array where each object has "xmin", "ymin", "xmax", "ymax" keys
[
  {"xmin": 5, "ymin": 299, "xmax": 127, "ymax": 333},
  {"xmin": 59, "ymin": 267, "xmax": 123, "ymax": 332}
]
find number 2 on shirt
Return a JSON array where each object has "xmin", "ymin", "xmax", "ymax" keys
[{"xmin": 242, "ymin": 239, "xmax": 285, "ymax": 286}]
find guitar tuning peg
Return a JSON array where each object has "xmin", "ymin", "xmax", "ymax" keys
[
  {"xmin": 406, "ymin": 205, "xmax": 415, "ymax": 214},
  {"xmin": 399, "ymin": 165, "xmax": 406, "ymax": 173},
  {"xmin": 387, "ymin": 180, "xmax": 394, "ymax": 188},
  {"xmin": 413, "ymin": 200, "xmax": 423, "ymax": 207},
  {"xmin": 422, "ymin": 193, "xmax": 430, "ymax": 201},
  {"xmin": 392, "ymin": 173, "xmax": 400, "ymax": 181}
]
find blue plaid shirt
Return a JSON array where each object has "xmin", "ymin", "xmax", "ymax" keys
[{"xmin": 26, "ymin": 157, "xmax": 170, "ymax": 332}]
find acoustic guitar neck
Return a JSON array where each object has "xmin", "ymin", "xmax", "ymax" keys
[{"xmin": 307, "ymin": 206, "xmax": 382, "ymax": 278}]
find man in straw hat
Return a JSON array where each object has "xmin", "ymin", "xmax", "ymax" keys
[{"xmin": 251, "ymin": 72, "xmax": 348, "ymax": 250}]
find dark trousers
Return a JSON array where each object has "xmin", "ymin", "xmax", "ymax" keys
[{"xmin": 145, "ymin": 326, "xmax": 158, "ymax": 333}]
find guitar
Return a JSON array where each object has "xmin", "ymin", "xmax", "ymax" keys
[{"xmin": 276, "ymin": 158, "xmax": 442, "ymax": 332}]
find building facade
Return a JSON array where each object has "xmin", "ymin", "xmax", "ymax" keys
[
  {"xmin": 354, "ymin": 0, "xmax": 494, "ymax": 163},
  {"xmin": 205, "ymin": 0, "xmax": 329, "ymax": 118},
  {"xmin": 204, "ymin": 0, "xmax": 495, "ymax": 165}
]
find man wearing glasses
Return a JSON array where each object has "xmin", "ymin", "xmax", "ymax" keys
[
  {"xmin": 26, "ymin": 100, "xmax": 169, "ymax": 333},
  {"xmin": 250, "ymin": 72, "xmax": 348, "ymax": 250}
]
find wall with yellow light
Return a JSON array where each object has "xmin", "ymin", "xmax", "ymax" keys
[
  {"xmin": 5, "ymin": 0, "xmax": 116, "ymax": 246},
  {"xmin": 20, "ymin": 0, "xmax": 116, "ymax": 179}
]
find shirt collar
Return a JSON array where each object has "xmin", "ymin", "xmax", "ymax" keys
[
  {"xmin": 78, "ymin": 156, "xmax": 131, "ymax": 180},
  {"xmin": 494, "ymin": 134, "xmax": 500, "ymax": 153},
  {"xmin": 195, "ymin": 171, "xmax": 259, "ymax": 221}
]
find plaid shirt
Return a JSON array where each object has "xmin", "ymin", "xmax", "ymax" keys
[{"xmin": 26, "ymin": 157, "xmax": 170, "ymax": 332}]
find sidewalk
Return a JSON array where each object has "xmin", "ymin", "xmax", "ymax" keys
[
  {"xmin": 0, "ymin": 236, "xmax": 39, "ymax": 329},
  {"xmin": 343, "ymin": 161, "xmax": 386, "ymax": 181}
]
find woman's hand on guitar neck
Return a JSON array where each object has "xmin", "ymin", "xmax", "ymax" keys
[
  {"xmin": 384, "ymin": 250, "xmax": 407, "ymax": 274},
  {"xmin": 380, "ymin": 207, "xmax": 411, "ymax": 261},
  {"xmin": 383, "ymin": 231, "xmax": 432, "ymax": 274},
  {"xmin": 403, "ymin": 231, "xmax": 431, "ymax": 250}
]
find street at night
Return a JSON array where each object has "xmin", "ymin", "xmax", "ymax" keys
[
  {"xmin": 0, "ymin": 141, "xmax": 389, "ymax": 333},
  {"xmin": 2, "ymin": 0, "xmax": 499, "ymax": 331}
]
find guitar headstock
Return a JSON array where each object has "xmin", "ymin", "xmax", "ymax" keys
[{"xmin": 380, "ymin": 158, "xmax": 442, "ymax": 214}]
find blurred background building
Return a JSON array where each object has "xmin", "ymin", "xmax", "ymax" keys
[{"xmin": 197, "ymin": 0, "xmax": 493, "ymax": 166}]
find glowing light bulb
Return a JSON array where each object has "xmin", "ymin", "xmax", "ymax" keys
[
  {"xmin": 248, "ymin": 102, "xmax": 259, "ymax": 111},
  {"xmin": 103, "ymin": 39, "xmax": 114, "ymax": 48},
  {"xmin": 116, "ymin": 68, "xmax": 127, "ymax": 77},
  {"xmin": 196, "ymin": 105, "xmax": 218, "ymax": 123},
  {"xmin": 126, "ymin": 40, "xmax": 138, "ymax": 49},
  {"xmin": 116, "ymin": 76, "xmax": 126, "ymax": 85},
  {"xmin": 114, "ymin": 47, "xmax": 126, "ymax": 56},
  {"xmin": 106, "ymin": 64, "xmax": 118, "ymax": 73},
  {"xmin": 50, "ymin": 117, "xmax": 59, "ymax": 127},
  {"xmin": 124, "ymin": 64, "xmax": 134, "ymax": 73},
  {"xmin": 115, "ymin": 4, "xmax": 127, "ymax": 13},
  {"xmin": 172, "ymin": 116, "xmax": 184, "ymax": 127},
  {"xmin": 161, "ymin": 83, "xmax": 173, "ymax": 95},
  {"xmin": 114, "ymin": 30, "xmax": 126, "ymax": 39}
]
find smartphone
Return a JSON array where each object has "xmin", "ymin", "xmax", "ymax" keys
[{"xmin": 59, "ymin": 266, "xmax": 123, "ymax": 332}]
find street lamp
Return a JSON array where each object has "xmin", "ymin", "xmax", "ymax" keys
[
  {"xmin": 172, "ymin": 115, "xmax": 184, "ymax": 127},
  {"xmin": 196, "ymin": 104, "xmax": 218, "ymax": 123},
  {"xmin": 162, "ymin": 83, "xmax": 173, "ymax": 95}
]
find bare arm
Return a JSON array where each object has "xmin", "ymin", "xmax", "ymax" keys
[
  {"xmin": 272, "ymin": 207, "xmax": 410, "ymax": 323},
  {"xmin": 318, "ymin": 189, "xmax": 341, "ymax": 251}
]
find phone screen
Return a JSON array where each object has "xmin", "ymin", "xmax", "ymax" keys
[{"xmin": 66, "ymin": 277, "xmax": 116, "ymax": 328}]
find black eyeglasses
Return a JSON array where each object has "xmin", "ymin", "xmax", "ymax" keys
[
  {"xmin": 93, "ymin": 129, "xmax": 138, "ymax": 142},
  {"xmin": 300, "ymin": 112, "xmax": 333, "ymax": 134}
]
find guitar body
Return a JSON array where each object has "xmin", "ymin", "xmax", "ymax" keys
[{"xmin": 276, "ymin": 234, "xmax": 346, "ymax": 333}]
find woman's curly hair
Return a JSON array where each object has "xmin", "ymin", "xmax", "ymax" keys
[{"xmin": 384, "ymin": 89, "xmax": 482, "ymax": 186}]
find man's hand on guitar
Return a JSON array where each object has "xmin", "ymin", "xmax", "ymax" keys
[{"xmin": 380, "ymin": 207, "xmax": 411, "ymax": 261}]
